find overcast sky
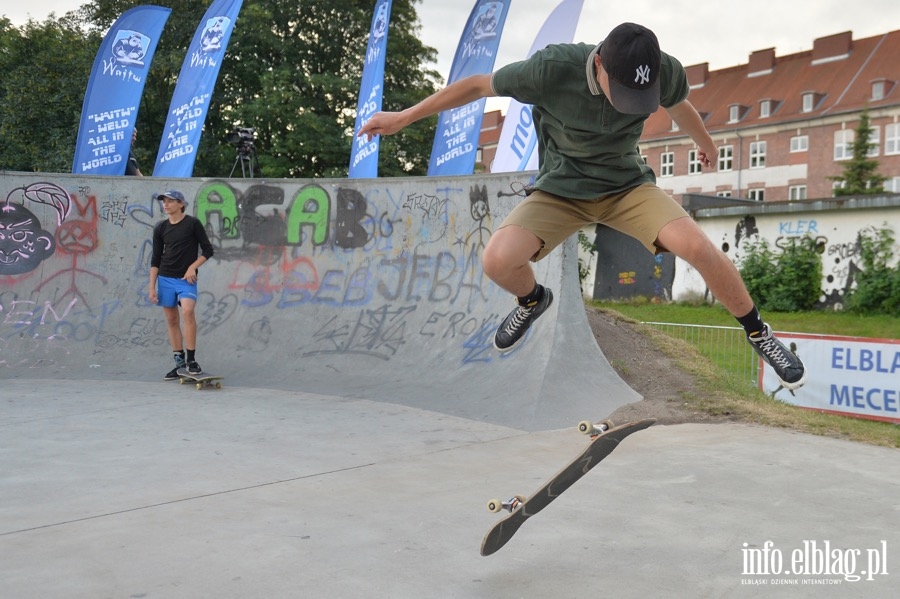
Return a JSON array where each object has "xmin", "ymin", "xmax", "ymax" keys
[{"xmin": 7, "ymin": 0, "xmax": 900, "ymax": 113}]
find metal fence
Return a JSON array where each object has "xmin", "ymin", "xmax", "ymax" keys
[{"xmin": 641, "ymin": 322, "xmax": 759, "ymax": 386}]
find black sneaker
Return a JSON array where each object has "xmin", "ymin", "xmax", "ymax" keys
[
  {"xmin": 493, "ymin": 287, "xmax": 554, "ymax": 352},
  {"xmin": 748, "ymin": 324, "xmax": 807, "ymax": 390},
  {"xmin": 164, "ymin": 366, "xmax": 181, "ymax": 381},
  {"xmin": 186, "ymin": 361, "xmax": 202, "ymax": 375}
]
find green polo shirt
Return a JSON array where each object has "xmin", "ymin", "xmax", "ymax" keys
[{"xmin": 491, "ymin": 43, "xmax": 689, "ymax": 199}]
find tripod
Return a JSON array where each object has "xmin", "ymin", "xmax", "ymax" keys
[{"xmin": 229, "ymin": 142, "xmax": 258, "ymax": 178}]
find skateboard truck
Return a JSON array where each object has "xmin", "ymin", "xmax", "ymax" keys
[
  {"xmin": 577, "ymin": 419, "xmax": 614, "ymax": 437},
  {"xmin": 487, "ymin": 495, "xmax": 526, "ymax": 514}
]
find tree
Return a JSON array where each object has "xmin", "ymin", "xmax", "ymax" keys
[
  {"xmin": 0, "ymin": 1, "xmax": 442, "ymax": 176},
  {"xmin": 830, "ymin": 109, "xmax": 888, "ymax": 196},
  {"xmin": 0, "ymin": 16, "xmax": 99, "ymax": 172},
  {"xmin": 75, "ymin": 0, "xmax": 443, "ymax": 178}
]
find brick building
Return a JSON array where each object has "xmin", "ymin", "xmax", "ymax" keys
[{"xmin": 479, "ymin": 28, "xmax": 900, "ymax": 202}]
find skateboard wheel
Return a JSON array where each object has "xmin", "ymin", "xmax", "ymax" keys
[
  {"xmin": 578, "ymin": 420, "xmax": 594, "ymax": 435},
  {"xmin": 487, "ymin": 499, "xmax": 503, "ymax": 513},
  {"xmin": 215, "ymin": 382, "xmax": 222, "ymax": 389},
  {"xmin": 179, "ymin": 378, "xmax": 186, "ymax": 385},
  {"xmin": 196, "ymin": 383, "xmax": 202, "ymax": 390},
  {"xmin": 599, "ymin": 419, "xmax": 615, "ymax": 431}
]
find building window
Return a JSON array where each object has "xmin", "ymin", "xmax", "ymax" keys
[
  {"xmin": 866, "ymin": 126, "xmax": 880, "ymax": 157},
  {"xmin": 671, "ymin": 120, "xmax": 680, "ymax": 132},
  {"xmin": 641, "ymin": 154, "xmax": 648, "ymax": 164},
  {"xmin": 834, "ymin": 129, "xmax": 854, "ymax": 160},
  {"xmin": 688, "ymin": 149, "xmax": 702, "ymax": 174},
  {"xmin": 790, "ymin": 135, "xmax": 809, "ymax": 152},
  {"xmin": 748, "ymin": 188, "xmax": 765, "ymax": 202},
  {"xmin": 728, "ymin": 105, "xmax": 746, "ymax": 123},
  {"xmin": 886, "ymin": 123, "xmax": 900, "ymax": 155},
  {"xmin": 716, "ymin": 190, "xmax": 733, "ymax": 198},
  {"xmin": 802, "ymin": 93, "xmax": 816, "ymax": 112},
  {"xmin": 759, "ymin": 99, "xmax": 776, "ymax": 118},
  {"xmin": 872, "ymin": 80, "xmax": 886, "ymax": 100},
  {"xmin": 749, "ymin": 141, "xmax": 766, "ymax": 168},
  {"xmin": 788, "ymin": 185, "xmax": 807, "ymax": 201},
  {"xmin": 718, "ymin": 145, "xmax": 733, "ymax": 171},
  {"xmin": 660, "ymin": 152, "xmax": 674, "ymax": 176},
  {"xmin": 886, "ymin": 176, "xmax": 900, "ymax": 193}
]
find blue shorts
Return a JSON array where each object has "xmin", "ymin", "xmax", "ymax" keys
[{"xmin": 157, "ymin": 275, "xmax": 198, "ymax": 308}]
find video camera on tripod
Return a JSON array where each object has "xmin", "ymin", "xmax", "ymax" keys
[
  {"xmin": 227, "ymin": 126, "xmax": 258, "ymax": 178},
  {"xmin": 226, "ymin": 127, "xmax": 256, "ymax": 154}
]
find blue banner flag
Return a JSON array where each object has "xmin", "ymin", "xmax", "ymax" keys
[
  {"xmin": 492, "ymin": 0, "xmax": 583, "ymax": 172},
  {"xmin": 349, "ymin": 0, "xmax": 392, "ymax": 179},
  {"xmin": 153, "ymin": 0, "xmax": 244, "ymax": 178},
  {"xmin": 427, "ymin": 0, "xmax": 511, "ymax": 176},
  {"xmin": 72, "ymin": 6, "xmax": 171, "ymax": 175}
]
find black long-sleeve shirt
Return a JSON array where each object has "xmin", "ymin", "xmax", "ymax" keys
[{"xmin": 151, "ymin": 215, "xmax": 215, "ymax": 278}]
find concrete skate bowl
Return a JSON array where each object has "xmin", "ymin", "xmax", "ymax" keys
[{"xmin": 0, "ymin": 172, "xmax": 638, "ymax": 430}]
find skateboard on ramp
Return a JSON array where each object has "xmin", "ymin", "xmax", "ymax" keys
[
  {"xmin": 480, "ymin": 418, "xmax": 656, "ymax": 556},
  {"xmin": 177, "ymin": 368, "xmax": 224, "ymax": 390}
]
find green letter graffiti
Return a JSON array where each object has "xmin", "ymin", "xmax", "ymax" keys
[
  {"xmin": 287, "ymin": 184, "xmax": 330, "ymax": 246},
  {"xmin": 196, "ymin": 183, "xmax": 240, "ymax": 239}
]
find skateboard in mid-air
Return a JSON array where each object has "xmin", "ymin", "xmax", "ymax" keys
[
  {"xmin": 480, "ymin": 418, "xmax": 656, "ymax": 556},
  {"xmin": 177, "ymin": 368, "xmax": 224, "ymax": 390}
]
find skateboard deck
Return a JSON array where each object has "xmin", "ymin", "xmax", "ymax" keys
[
  {"xmin": 480, "ymin": 418, "xmax": 656, "ymax": 556},
  {"xmin": 176, "ymin": 369, "xmax": 224, "ymax": 390}
]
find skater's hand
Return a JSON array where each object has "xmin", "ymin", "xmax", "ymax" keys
[
  {"xmin": 183, "ymin": 267, "xmax": 198, "ymax": 284},
  {"xmin": 148, "ymin": 285, "xmax": 158, "ymax": 304},
  {"xmin": 357, "ymin": 111, "xmax": 407, "ymax": 141}
]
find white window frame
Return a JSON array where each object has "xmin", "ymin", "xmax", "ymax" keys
[
  {"xmin": 748, "ymin": 188, "xmax": 765, "ymax": 202},
  {"xmin": 866, "ymin": 126, "xmax": 880, "ymax": 157},
  {"xmin": 688, "ymin": 149, "xmax": 702, "ymax": 174},
  {"xmin": 716, "ymin": 190, "xmax": 733, "ymax": 198},
  {"xmin": 872, "ymin": 80, "xmax": 886, "ymax": 101},
  {"xmin": 886, "ymin": 176, "xmax": 900, "ymax": 193},
  {"xmin": 718, "ymin": 145, "xmax": 733, "ymax": 171},
  {"xmin": 802, "ymin": 93, "xmax": 815, "ymax": 112},
  {"xmin": 886, "ymin": 123, "xmax": 900, "ymax": 155},
  {"xmin": 728, "ymin": 105, "xmax": 742, "ymax": 123},
  {"xmin": 759, "ymin": 100, "xmax": 772, "ymax": 118},
  {"xmin": 660, "ymin": 152, "xmax": 674, "ymax": 177},
  {"xmin": 834, "ymin": 129, "xmax": 854, "ymax": 161},
  {"xmin": 749, "ymin": 141, "xmax": 766, "ymax": 168},
  {"xmin": 788, "ymin": 185, "xmax": 807, "ymax": 201},
  {"xmin": 790, "ymin": 135, "xmax": 809, "ymax": 152}
]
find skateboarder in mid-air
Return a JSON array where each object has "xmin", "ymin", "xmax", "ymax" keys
[
  {"xmin": 359, "ymin": 22, "xmax": 805, "ymax": 390},
  {"xmin": 148, "ymin": 190, "xmax": 215, "ymax": 380}
]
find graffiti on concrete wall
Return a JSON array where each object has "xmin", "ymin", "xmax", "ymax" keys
[
  {"xmin": 0, "ymin": 176, "xmax": 521, "ymax": 372},
  {"xmin": 718, "ymin": 215, "xmax": 891, "ymax": 310}
]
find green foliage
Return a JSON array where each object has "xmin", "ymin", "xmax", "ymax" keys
[
  {"xmin": 846, "ymin": 225, "xmax": 900, "ymax": 316},
  {"xmin": 739, "ymin": 237, "xmax": 822, "ymax": 312},
  {"xmin": 829, "ymin": 109, "xmax": 888, "ymax": 195},
  {"xmin": 0, "ymin": 0, "xmax": 442, "ymax": 177},
  {"xmin": 576, "ymin": 230, "xmax": 594, "ymax": 284},
  {"xmin": 0, "ymin": 16, "xmax": 99, "ymax": 172}
]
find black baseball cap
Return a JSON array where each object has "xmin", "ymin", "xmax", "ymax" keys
[{"xmin": 599, "ymin": 23, "xmax": 661, "ymax": 114}]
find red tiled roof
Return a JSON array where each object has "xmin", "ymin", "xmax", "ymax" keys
[{"xmin": 643, "ymin": 29, "xmax": 900, "ymax": 139}]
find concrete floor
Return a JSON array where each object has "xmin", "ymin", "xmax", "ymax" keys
[{"xmin": 2, "ymin": 379, "xmax": 898, "ymax": 598}]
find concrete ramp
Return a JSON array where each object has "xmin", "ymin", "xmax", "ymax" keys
[{"xmin": 0, "ymin": 172, "xmax": 639, "ymax": 430}]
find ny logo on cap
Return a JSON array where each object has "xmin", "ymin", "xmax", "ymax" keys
[{"xmin": 634, "ymin": 64, "xmax": 651, "ymax": 85}]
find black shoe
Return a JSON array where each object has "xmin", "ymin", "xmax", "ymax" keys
[
  {"xmin": 164, "ymin": 367, "xmax": 181, "ymax": 381},
  {"xmin": 186, "ymin": 361, "xmax": 202, "ymax": 375},
  {"xmin": 748, "ymin": 324, "xmax": 807, "ymax": 390},
  {"xmin": 493, "ymin": 287, "xmax": 554, "ymax": 352}
]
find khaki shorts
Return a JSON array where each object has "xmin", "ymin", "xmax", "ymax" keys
[{"xmin": 499, "ymin": 183, "xmax": 689, "ymax": 261}]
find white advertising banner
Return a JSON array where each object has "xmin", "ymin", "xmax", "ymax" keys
[{"xmin": 760, "ymin": 332, "xmax": 900, "ymax": 423}]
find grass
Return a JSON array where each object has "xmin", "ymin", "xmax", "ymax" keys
[{"xmin": 590, "ymin": 300, "xmax": 900, "ymax": 449}]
